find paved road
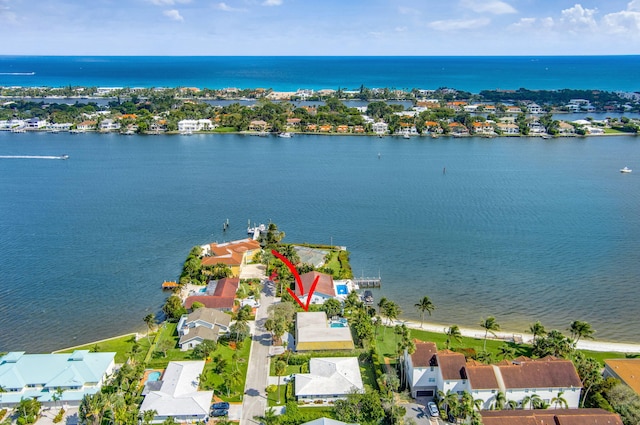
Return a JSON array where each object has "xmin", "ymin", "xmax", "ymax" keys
[{"xmin": 240, "ymin": 280, "xmax": 276, "ymax": 425}]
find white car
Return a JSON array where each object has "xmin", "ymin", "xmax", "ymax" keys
[{"xmin": 427, "ymin": 402, "xmax": 439, "ymax": 417}]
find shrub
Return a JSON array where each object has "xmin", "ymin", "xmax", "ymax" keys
[
  {"xmin": 0, "ymin": 409, "xmax": 7, "ymax": 421},
  {"xmin": 53, "ymin": 409, "xmax": 65, "ymax": 424},
  {"xmin": 266, "ymin": 385, "xmax": 277, "ymax": 393},
  {"xmin": 454, "ymin": 347, "xmax": 477, "ymax": 360}
]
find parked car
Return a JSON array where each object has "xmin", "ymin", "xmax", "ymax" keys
[
  {"xmin": 210, "ymin": 409, "xmax": 228, "ymax": 417},
  {"xmin": 427, "ymin": 402, "xmax": 439, "ymax": 417},
  {"xmin": 212, "ymin": 402, "xmax": 230, "ymax": 410}
]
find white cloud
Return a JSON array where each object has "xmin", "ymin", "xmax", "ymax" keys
[
  {"xmin": 215, "ymin": 2, "xmax": 247, "ymax": 12},
  {"xmin": 395, "ymin": 26, "xmax": 408, "ymax": 32},
  {"xmin": 262, "ymin": 0, "xmax": 283, "ymax": 6},
  {"xmin": 398, "ymin": 6, "xmax": 421, "ymax": 15},
  {"xmin": 163, "ymin": 9, "xmax": 184, "ymax": 21},
  {"xmin": 0, "ymin": 0, "xmax": 17, "ymax": 24},
  {"xmin": 461, "ymin": 0, "xmax": 516, "ymax": 15},
  {"xmin": 602, "ymin": 1, "xmax": 640, "ymax": 35},
  {"xmin": 560, "ymin": 4, "xmax": 598, "ymax": 29},
  {"xmin": 428, "ymin": 18, "xmax": 491, "ymax": 31},
  {"xmin": 148, "ymin": 0, "xmax": 190, "ymax": 5},
  {"xmin": 628, "ymin": 0, "xmax": 640, "ymax": 12}
]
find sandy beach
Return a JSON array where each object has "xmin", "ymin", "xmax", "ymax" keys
[{"xmin": 392, "ymin": 318, "xmax": 640, "ymax": 354}]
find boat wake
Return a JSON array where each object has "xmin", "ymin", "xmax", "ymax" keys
[
  {"xmin": 0, "ymin": 72, "xmax": 36, "ymax": 76},
  {"xmin": 0, "ymin": 155, "xmax": 68, "ymax": 160}
]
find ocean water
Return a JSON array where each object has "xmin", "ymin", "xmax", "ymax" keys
[
  {"xmin": 1, "ymin": 131, "xmax": 639, "ymax": 352},
  {"xmin": 1, "ymin": 56, "xmax": 639, "ymax": 92}
]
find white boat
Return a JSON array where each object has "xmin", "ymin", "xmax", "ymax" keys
[
  {"xmin": 247, "ymin": 223, "xmax": 267, "ymax": 235},
  {"xmin": 278, "ymin": 132, "xmax": 292, "ymax": 138},
  {"xmin": 403, "ymin": 133, "xmax": 411, "ymax": 139},
  {"xmin": 620, "ymin": 167, "xmax": 632, "ymax": 173}
]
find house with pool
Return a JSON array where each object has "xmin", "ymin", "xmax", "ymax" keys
[
  {"xmin": 294, "ymin": 271, "xmax": 358, "ymax": 305},
  {"xmin": 295, "ymin": 311, "xmax": 354, "ymax": 352}
]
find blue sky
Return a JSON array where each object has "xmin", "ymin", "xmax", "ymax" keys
[{"xmin": 1, "ymin": 0, "xmax": 639, "ymax": 55}]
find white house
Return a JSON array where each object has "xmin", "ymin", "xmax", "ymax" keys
[
  {"xmin": 294, "ymin": 357, "xmax": 364, "ymax": 402},
  {"xmin": 372, "ymin": 121, "xmax": 388, "ymax": 135},
  {"xmin": 404, "ymin": 347, "xmax": 583, "ymax": 410},
  {"xmin": 0, "ymin": 351, "xmax": 115, "ymax": 408},
  {"xmin": 293, "ymin": 271, "xmax": 336, "ymax": 305},
  {"xmin": 527, "ymin": 103, "xmax": 543, "ymax": 114},
  {"xmin": 139, "ymin": 361, "xmax": 213, "ymax": 423},
  {"xmin": 177, "ymin": 308, "xmax": 231, "ymax": 350},
  {"xmin": 0, "ymin": 119, "xmax": 25, "ymax": 130},
  {"xmin": 497, "ymin": 123, "xmax": 519, "ymax": 135},
  {"xmin": 100, "ymin": 119, "xmax": 121, "ymax": 131},
  {"xmin": 295, "ymin": 311, "xmax": 354, "ymax": 352},
  {"xmin": 178, "ymin": 119, "xmax": 213, "ymax": 133},
  {"xmin": 26, "ymin": 118, "xmax": 47, "ymax": 129}
]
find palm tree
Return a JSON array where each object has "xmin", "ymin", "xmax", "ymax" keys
[
  {"xmin": 529, "ymin": 321, "xmax": 546, "ymax": 344},
  {"xmin": 384, "ymin": 301, "xmax": 401, "ymax": 326},
  {"xmin": 492, "ymin": 391, "xmax": 506, "ymax": 410},
  {"xmin": 445, "ymin": 325, "xmax": 463, "ymax": 349},
  {"xmin": 480, "ymin": 316, "xmax": 500, "ymax": 351},
  {"xmin": 521, "ymin": 394, "xmax": 542, "ymax": 410},
  {"xmin": 275, "ymin": 360, "xmax": 287, "ymax": 404},
  {"xmin": 143, "ymin": 314, "xmax": 155, "ymax": 342},
  {"xmin": 506, "ymin": 400, "xmax": 518, "ymax": 410},
  {"xmin": 140, "ymin": 409, "xmax": 158, "ymax": 425},
  {"xmin": 551, "ymin": 391, "xmax": 568, "ymax": 409},
  {"xmin": 254, "ymin": 407, "xmax": 278, "ymax": 425},
  {"xmin": 569, "ymin": 320, "xmax": 595, "ymax": 344},
  {"xmin": 498, "ymin": 344, "xmax": 516, "ymax": 360},
  {"xmin": 414, "ymin": 296, "xmax": 436, "ymax": 327}
]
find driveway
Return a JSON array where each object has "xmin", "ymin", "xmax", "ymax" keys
[
  {"xmin": 240, "ymin": 280, "xmax": 276, "ymax": 425},
  {"xmin": 403, "ymin": 402, "xmax": 447, "ymax": 425}
]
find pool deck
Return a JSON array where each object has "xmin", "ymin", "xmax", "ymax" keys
[{"xmin": 141, "ymin": 369, "xmax": 164, "ymax": 384}]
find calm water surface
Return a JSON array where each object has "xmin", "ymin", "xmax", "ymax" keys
[{"xmin": 0, "ymin": 132, "xmax": 639, "ymax": 351}]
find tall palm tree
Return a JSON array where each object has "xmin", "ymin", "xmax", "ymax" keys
[
  {"xmin": 529, "ymin": 321, "xmax": 546, "ymax": 344},
  {"xmin": 414, "ymin": 296, "xmax": 436, "ymax": 328},
  {"xmin": 445, "ymin": 325, "xmax": 463, "ymax": 349},
  {"xmin": 275, "ymin": 360, "xmax": 287, "ymax": 404},
  {"xmin": 140, "ymin": 409, "xmax": 158, "ymax": 425},
  {"xmin": 569, "ymin": 320, "xmax": 595, "ymax": 344},
  {"xmin": 480, "ymin": 316, "xmax": 500, "ymax": 351},
  {"xmin": 493, "ymin": 391, "xmax": 506, "ymax": 410},
  {"xmin": 521, "ymin": 394, "xmax": 542, "ymax": 410},
  {"xmin": 385, "ymin": 301, "xmax": 401, "ymax": 326},
  {"xmin": 143, "ymin": 314, "xmax": 155, "ymax": 342}
]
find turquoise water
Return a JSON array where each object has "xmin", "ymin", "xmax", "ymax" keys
[
  {"xmin": 1, "ymin": 132, "xmax": 639, "ymax": 351},
  {"xmin": 1, "ymin": 56, "xmax": 639, "ymax": 92},
  {"xmin": 147, "ymin": 371, "xmax": 162, "ymax": 382}
]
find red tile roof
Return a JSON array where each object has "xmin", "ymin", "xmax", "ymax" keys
[
  {"xmin": 410, "ymin": 341, "xmax": 438, "ymax": 368},
  {"xmin": 296, "ymin": 271, "xmax": 335, "ymax": 297},
  {"xmin": 499, "ymin": 357, "xmax": 582, "ymax": 390},
  {"xmin": 481, "ymin": 409, "xmax": 623, "ymax": 425},
  {"xmin": 437, "ymin": 350, "xmax": 467, "ymax": 380},
  {"xmin": 465, "ymin": 364, "xmax": 499, "ymax": 390},
  {"xmin": 184, "ymin": 277, "xmax": 239, "ymax": 310}
]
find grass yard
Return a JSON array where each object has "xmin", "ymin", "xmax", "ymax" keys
[
  {"xmin": 267, "ymin": 384, "xmax": 288, "ymax": 406},
  {"xmin": 270, "ymin": 362, "xmax": 303, "ymax": 376},
  {"xmin": 199, "ymin": 337, "xmax": 252, "ymax": 403},
  {"xmin": 146, "ymin": 322, "xmax": 193, "ymax": 368},
  {"xmin": 359, "ymin": 358, "xmax": 379, "ymax": 390},
  {"xmin": 56, "ymin": 333, "xmax": 152, "ymax": 364}
]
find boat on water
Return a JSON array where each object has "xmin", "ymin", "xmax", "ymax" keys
[
  {"xmin": 60, "ymin": 154, "xmax": 69, "ymax": 160},
  {"xmin": 620, "ymin": 167, "xmax": 632, "ymax": 173},
  {"xmin": 247, "ymin": 223, "xmax": 267, "ymax": 235},
  {"xmin": 403, "ymin": 132, "xmax": 411, "ymax": 139},
  {"xmin": 278, "ymin": 132, "xmax": 292, "ymax": 138}
]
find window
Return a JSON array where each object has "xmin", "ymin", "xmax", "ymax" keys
[
  {"xmin": 429, "ymin": 378, "xmax": 435, "ymax": 383},
  {"xmin": 525, "ymin": 389, "xmax": 529, "ymax": 393},
  {"xmin": 491, "ymin": 390, "xmax": 496, "ymax": 394}
]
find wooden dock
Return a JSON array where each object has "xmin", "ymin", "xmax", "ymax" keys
[{"xmin": 353, "ymin": 277, "xmax": 381, "ymax": 288}]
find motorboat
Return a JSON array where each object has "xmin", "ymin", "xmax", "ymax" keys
[
  {"xmin": 620, "ymin": 167, "xmax": 632, "ymax": 173},
  {"xmin": 278, "ymin": 132, "xmax": 292, "ymax": 138}
]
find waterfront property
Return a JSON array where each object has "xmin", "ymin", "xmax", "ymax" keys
[
  {"xmin": 184, "ymin": 277, "xmax": 239, "ymax": 311},
  {"xmin": 294, "ymin": 357, "xmax": 363, "ymax": 402},
  {"xmin": 200, "ymin": 238, "xmax": 261, "ymax": 277},
  {"xmin": 139, "ymin": 360, "xmax": 213, "ymax": 423},
  {"xmin": 481, "ymin": 408, "xmax": 623, "ymax": 425},
  {"xmin": 603, "ymin": 359, "xmax": 640, "ymax": 395},
  {"xmin": 295, "ymin": 311, "xmax": 354, "ymax": 352},
  {"xmin": 0, "ymin": 350, "xmax": 115, "ymax": 408},
  {"xmin": 404, "ymin": 342, "xmax": 583, "ymax": 409},
  {"xmin": 294, "ymin": 271, "xmax": 336, "ymax": 305},
  {"xmin": 177, "ymin": 308, "xmax": 231, "ymax": 350}
]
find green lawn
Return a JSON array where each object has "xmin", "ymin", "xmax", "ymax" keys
[
  {"xmin": 267, "ymin": 384, "xmax": 288, "ymax": 406},
  {"xmin": 360, "ymin": 358, "xmax": 378, "ymax": 390},
  {"xmin": 56, "ymin": 333, "xmax": 152, "ymax": 364},
  {"xmin": 146, "ymin": 322, "xmax": 193, "ymax": 368},
  {"xmin": 376, "ymin": 325, "xmax": 630, "ymax": 366},
  {"xmin": 199, "ymin": 337, "xmax": 252, "ymax": 403},
  {"xmin": 270, "ymin": 362, "xmax": 303, "ymax": 376}
]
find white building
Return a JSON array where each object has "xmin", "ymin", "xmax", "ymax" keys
[
  {"xmin": 527, "ymin": 103, "xmax": 543, "ymax": 114},
  {"xmin": 0, "ymin": 119, "xmax": 25, "ymax": 130},
  {"xmin": 100, "ymin": 119, "xmax": 121, "ymax": 131},
  {"xmin": 139, "ymin": 361, "xmax": 214, "ymax": 423},
  {"xmin": 372, "ymin": 121, "xmax": 388, "ymax": 135},
  {"xmin": 295, "ymin": 311, "xmax": 355, "ymax": 352},
  {"xmin": 405, "ymin": 344, "xmax": 583, "ymax": 410},
  {"xmin": 295, "ymin": 357, "xmax": 364, "ymax": 402},
  {"xmin": 177, "ymin": 308, "xmax": 231, "ymax": 351},
  {"xmin": 178, "ymin": 119, "xmax": 213, "ymax": 133}
]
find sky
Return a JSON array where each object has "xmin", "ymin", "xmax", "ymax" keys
[{"xmin": 0, "ymin": 0, "xmax": 639, "ymax": 55}]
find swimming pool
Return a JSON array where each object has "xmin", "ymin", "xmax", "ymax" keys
[
  {"xmin": 330, "ymin": 319, "xmax": 348, "ymax": 328},
  {"xmin": 336, "ymin": 284, "xmax": 348, "ymax": 295},
  {"xmin": 147, "ymin": 371, "xmax": 162, "ymax": 382}
]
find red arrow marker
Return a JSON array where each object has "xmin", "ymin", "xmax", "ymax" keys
[{"xmin": 272, "ymin": 249, "xmax": 319, "ymax": 311}]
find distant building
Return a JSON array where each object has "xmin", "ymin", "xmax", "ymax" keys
[{"xmin": 0, "ymin": 351, "xmax": 115, "ymax": 408}]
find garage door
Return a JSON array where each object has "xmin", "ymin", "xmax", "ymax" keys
[{"xmin": 416, "ymin": 390, "xmax": 434, "ymax": 397}]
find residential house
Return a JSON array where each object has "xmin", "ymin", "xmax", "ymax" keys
[
  {"xmin": 287, "ymin": 118, "xmax": 302, "ymax": 127},
  {"xmin": 527, "ymin": 103, "xmax": 543, "ymax": 114},
  {"xmin": 178, "ymin": 119, "xmax": 213, "ymax": 133},
  {"xmin": 300, "ymin": 418, "xmax": 356, "ymax": 425},
  {"xmin": 423, "ymin": 121, "xmax": 441, "ymax": 133},
  {"xmin": 0, "ymin": 119, "xmax": 25, "ymax": 130},
  {"xmin": 404, "ymin": 347, "xmax": 583, "ymax": 410},
  {"xmin": 294, "ymin": 271, "xmax": 336, "ymax": 305},
  {"xmin": 319, "ymin": 124, "xmax": 333, "ymax": 132},
  {"xmin": 249, "ymin": 120, "xmax": 269, "ymax": 132},
  {"xmin": 0, "ymin": 351, "xmax": 115, "ymax": 408},
  {"xmin": 306, "ymin": 124, "xmax": 318, "ymax": 132},
  {"xmin": 77, "ymin": 120, "xmax": 97, "ymax": 131},
  {"xmin": 528, "ymin": 121, "xmax": 546, "ymax": 134},
  {"xmin": 497, "ymin": 123, "xmax": 519, "ymax": 135},
  {"xmin": 177, "ymin": 308, "xmax": 231, "ymax": 350},
  {"xmin": 294, "ymin": 357, "xmax": 363, "ymax": 402},
  {"xmin": 506, "ymin": 106, "xmax": 523, "ymax": 115},
  {"xmin": 139, "ymin": 361, "xmax": 213, "ymax": 423},
  {"xmin": 481, "ymin": 409, "xmax": 623, "ymax": 425},
  {"xmin": 604, "ymin": 359, "xmax": 640, "ymax": 395},
  {"xmin": 472, "ymin": 121, "xmax": 495, "ymax": 135},
  {"xmin": 100, "ymin": 119, "xmax": 121, "ymax": 131},
  {"xmin": 295, "ymin": 311, "xmax": 355, "ymax": 352},
  {"xmin": 558, "ymin": 121, "xmax": 576, "ymax": 135},
  {"xmin": 26, "ymin": 118, "xmax": 47, "ymax": 129},
  {"xmin": 47, "ymin": 123, "xmax": 73, "ymax": 131},
  {"xmin": 448, "ymin": 122, "xmax": 469, "ymax": 136},
  {"xmin": 372, "ymin": 121, "xmax": 388, "ymax": 135},
  {"xmin": 353, "ymin": 125, "xmax": 365, "ymax": 133},
  {"xmin": 199, "ymin": 238, "xmax": 261, "ymax": 277},
  {"xmin": 405, "ymin": 341, "xmax": 439, "ymax": 397},
  {"xmin": 336, "ymin": 125, "xmax": 349, "ymax": 133},
  {"xmin": 184, "ymin": 277, "xmax": 239, "ymax": 311}
]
